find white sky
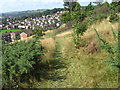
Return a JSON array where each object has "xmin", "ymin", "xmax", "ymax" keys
[{"xmin": 0, "ymin": 0, "xmax": 112, "ymax": 13}]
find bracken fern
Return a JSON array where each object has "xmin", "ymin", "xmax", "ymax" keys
[{"xmin": 94, "ymin": 28, "xmax": 119, "ymax": 71}]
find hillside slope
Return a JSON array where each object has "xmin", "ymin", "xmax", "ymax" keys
[{"xmin": 21, "ymin": 20, "xmax": 118, "ymax": 88}]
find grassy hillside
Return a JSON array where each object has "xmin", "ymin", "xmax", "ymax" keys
[
  {"xmin": 2, "ymin": 1, "xmax": 119, "ymax": 88},
  {"xmin": 20, "ymin": 20, "xmax": 118, "ymax": 88}
]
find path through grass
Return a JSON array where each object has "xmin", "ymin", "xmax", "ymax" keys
[
  {"xmin": 28, "ymin": 33, "xmax": 118, "ymax": 88},
  {"xmin": 21, "ymin": 20, "xmax": 118, "ymax": 88}
]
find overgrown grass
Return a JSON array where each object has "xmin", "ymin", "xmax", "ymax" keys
[
  {"xmin": 54, "ymin": 35, "xmax": 118, "ymax": 88},
  {"xmin": 23, "ymin": 31, "xmax": 117, "ymax": 88},
  {"xmin": 20, "ymin": 20, "xmax": 118, "ymax": 88}
]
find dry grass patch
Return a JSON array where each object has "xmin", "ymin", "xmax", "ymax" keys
[
  {"xmin": 41, "ymin": 38, "xmax": 56, "ymax": 60},
  {"xmin": 83, "ymin": 20, "xmax": 118, "ymax": 39},
  {"xmin": 54, "ymin": 35, "xmax": 118, "ymax": 88}
]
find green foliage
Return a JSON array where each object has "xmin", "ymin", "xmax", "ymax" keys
[
  {"xmin": 32, "ymin": 26, "xmax": 45, "ymax": 39},
  {"xmin": 2, "ymin": 39, "xmax": 44, "ymax": 88},
  {"xmin": 73, "ymin": 22, "xmax": 87, "ymax": 36},
  {"xmin": 72, "ymin": 11, "xmax": 86, "ymax": 23},
  {"xmin": 92, "ymin": 3, "xmax": 110, "ymax": 17},
  {"xmin": 29, "ymin": 12, "xmax": 42, "ymax": 18},
  {"xmin": 60, "ymin": 9, "xmax": 86, "ymax": 24},
  {"xmin": 0, "ymin": 29, "xmax": 22, "ymax": 34},
  {"xmin": 73, "ymin": 22, "xmax": 87, "ymax": 47},
  {"xmin": 61, "ymin": 1, "xmax": 88, "ymax": 47},
  {"xmin": 16, "ymin": 35, "xmax": 20, "ymax": 40},
  {"xmin": 2, "ymin": 18, "xmax": 8, "ymax": 25},
  {"xmin": 103, "ymin": 1, "xmax": 110, "ymax": 7},
  {"xmin": 116, "ymin": 5, "xmax": 120, "ymax": 12},
  {"xmin": 71, "ymin": 12, "xmax": 87, "ymax": 47},
  {"xmin": 85, "ymin": 2, "xmax": 94, "ymax": 13},
  {"xmin": 109, "ymin": 13, "xmax": 119, "ymax": 22},
  {"xmin": 63, "ymin": 1, "xmax": 80, "ymax": 12},
  {"xmin": 84, "ymin": 2, "xmax": 110, "ymax": 25},
  {"xmin": 96, "ymin": 14, "xmax": 108, "ymax": 21},
  {"xmin": 41, "ymin": 8, "xmax": 63, "ymax": 16},
  {"xmin": 61, "ymin": 0, "xmax": 118, "ymax": 49},
  {"xmin": 94, "ymin": 29, "xmax": 119, "ymax": 71},
  {"xmin": 73, "ymin": 2, "xmax": 81, "ymax": 11},
  {"xmin": 110, "ymin": 1, "xmax": 120, "ymax": 12},
  {"xmin": 60, "ymin": 12, "xmax": 72, "ymax": 23}
]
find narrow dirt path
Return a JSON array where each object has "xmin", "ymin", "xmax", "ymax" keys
[
  {"xmin": 56, "ymin": 31, "xmax": 73, "ymax": 37},
  {"xmin": 16, "ymin": 30, "xmax": 73, "ymax": 43}
]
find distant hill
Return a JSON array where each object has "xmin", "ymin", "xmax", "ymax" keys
[
  {"xmin": 27, "ymin": 8, "xmax": 64, "ymax": 18},
  {"xmin": 1, "ymin": 8, "xmax": 64, "ymax": 25},
  {"xmin": 1, "ymin": 9, "xmax": 47, "ymax": 18}
]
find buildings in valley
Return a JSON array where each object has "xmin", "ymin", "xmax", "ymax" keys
[
  {"xmin": 0, "ymin": 11, "xmax": 65, "ymax": 31},
  {"xmin": 0, "ymin": 29, "xmax": 33, "ymax": 43}
]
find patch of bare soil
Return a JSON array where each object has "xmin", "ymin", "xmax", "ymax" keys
[{"xmin": 85, "ymin": 39, "xmax": 100, "ymax": 54}]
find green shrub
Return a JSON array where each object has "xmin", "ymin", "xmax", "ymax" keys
[
  {"xmin": 32, "ymin": 26, "xmax": 45, "ymax": 39},
  {"xmin": 2, "ymin": 39, "xmax": 44, "ymax": 88},
  {"xmin": 74, "ymin": 22, "xmax": 87, "ymax": 36},
  {"xmin": 115, "ymin": 5, "xmax": 120, "ymax": 12},
  {"xmin": 60, "ymin": 12, "xmax": 72, "ymax": 23},
  {"xmin": 97, "ymin": 14, "xmax": 108, "ymax": 21},
  {"xmin": 71, "ymin": 11, "xmax": 86, "ymax": 23},
  {"xmin": 16, "ymin": 35, "xmax": 20, "ymax": 40},
  {"xmin": 73, "ymin": 22, "xmax": 87, "ymax": 47},
  {"xmin": 109, "ymin": 13, "xmax": 119, "ymax": 22},
  {"xmin": 110, "ymin": 1, "xmax": 120, "ymax": 13}
]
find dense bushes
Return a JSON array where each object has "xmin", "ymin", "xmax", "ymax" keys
[
  {"xmin": 110, "ymin": 1, "xmax": 120, "ymax": 13},
  {"xmin": 97, "ymin": 14, "xmax": 108, "ymax": 21},
  {"xmin": 73, "ymin": 22, "xmax": 87, "ymax": 36},
  {"xmin": 60, "ymin": 1, "xmax": 120, "ymax": 48},
  {"xmin": 61, "ymin": 1, "xmax": 88, "ymax": 47},
  {"xmin": 2, "ymin": 39, "xmax": 44, "ymax": 88},
  {"xmin": 72, "ymin": 11, "xmax": 86, "ymax": 23},
  {"xmin": 60, "ymin": 12, "xmax": 72, "ymax": 23},
  {"xmin": 73, "ymin": 22, "xmax": 87, "ymax": 47},
  {"xmin": 109, "ymin": 13, "xmax": 119, "ymax": 22}
]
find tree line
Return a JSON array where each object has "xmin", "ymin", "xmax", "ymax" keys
[
  {"xmin": 60, "ymin": 0, "xmax": 120, "ymax": 47},
  {"xmin": 60, "ymin": 0, "xmax": 120, "ymax": 71}
]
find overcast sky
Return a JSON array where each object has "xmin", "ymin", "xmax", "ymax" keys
[{"xmin": 0, "ymin": 0, "xmax": 112, "ymax": 13}]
